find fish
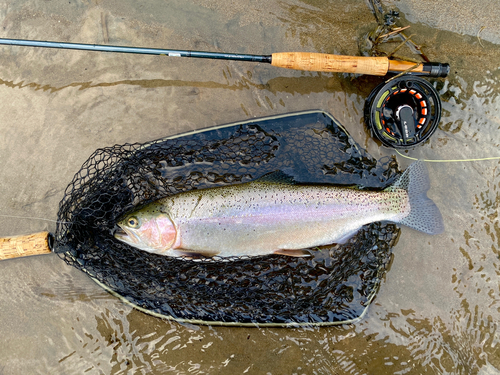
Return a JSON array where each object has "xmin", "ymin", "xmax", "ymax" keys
[{"xmin": 114, "ymin": 160, "xmax": 443, "ymax": 258}]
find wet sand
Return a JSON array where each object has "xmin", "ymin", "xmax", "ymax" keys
[{"xmin": 0, "ymin": 0, "xmax": 499, "ymax": 373}]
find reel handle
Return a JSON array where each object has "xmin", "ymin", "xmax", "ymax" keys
[
  {"xmin": 271, "ymin": 52, "xmax": 449, "ymax": 77},
  {"xmin": 0, "ymin": 232, "xmax": 53, "ymax": 260}
]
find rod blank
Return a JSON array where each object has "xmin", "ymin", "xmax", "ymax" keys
[{"xmin": 0, "ymin": 38, "xmax": 271, "ymax": 62}]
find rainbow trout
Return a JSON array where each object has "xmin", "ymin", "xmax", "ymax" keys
[{"xmin": 114, "ymin": 161, "xmax": 443, "ymax": 258}]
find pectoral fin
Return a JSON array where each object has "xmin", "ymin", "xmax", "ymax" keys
[
  {"xmin": 273, "ymin": 249, "xmax": 312, "ymax": 257},
  {"xmin": 335, "ymin": 229, "xmax": 359, "ymax": 244},
  {"xmin": 256, "ymin": 170, "xmax": 297, "ymax": 185}
]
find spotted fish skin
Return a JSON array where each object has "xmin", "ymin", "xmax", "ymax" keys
[{"xmin": 114, "ymin": 161, "xmax": 443, "ymax": 258}]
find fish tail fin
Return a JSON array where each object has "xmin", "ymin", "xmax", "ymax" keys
[{"xmin": 388, "ymin": 161, "xmax": 444, "ymax": 235}]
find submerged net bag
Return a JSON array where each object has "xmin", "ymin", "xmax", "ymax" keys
[{"xmin": 53, "ymin": 111, "xmax": 401, "ymax": 326}]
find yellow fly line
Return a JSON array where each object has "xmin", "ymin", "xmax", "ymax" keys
[{"xmin": 395, "ymin": 149, "xmax": 500, "ymax": 163}]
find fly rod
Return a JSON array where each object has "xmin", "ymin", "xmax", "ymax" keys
[{"xmin": 0, "ymin": 38, "xmax": 449, "ymax": 77}]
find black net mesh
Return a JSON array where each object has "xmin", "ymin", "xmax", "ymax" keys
[{"xmin": 54, "ymin": 111, "xmax": 401, "ymax": 326}]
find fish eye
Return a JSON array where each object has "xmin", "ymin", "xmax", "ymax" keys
[{"xmin": 127, "ymin": 216, "xmax": 140, "ymax": 228}]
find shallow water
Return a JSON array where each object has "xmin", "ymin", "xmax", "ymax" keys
[{"xmin": 0, "ymin": 0, "xmax": 499, "ymax": 374}]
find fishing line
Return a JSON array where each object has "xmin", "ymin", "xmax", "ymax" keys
[
  {"xmin": 395, "ymin": 149, "xmax": 500, "ymax": 163},
  {"xmin": 0, "ymin": 214, "xmax": 69, "ymax": 224}
]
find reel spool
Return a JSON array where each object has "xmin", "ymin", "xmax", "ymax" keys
[{"xmin": 364, "ymin": 76, "xmax": 442, "ymax": 148}]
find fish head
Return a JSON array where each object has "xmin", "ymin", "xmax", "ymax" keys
[{"xmin": 114, "ymin": 210, "xmax": 177, "ymax": 255}]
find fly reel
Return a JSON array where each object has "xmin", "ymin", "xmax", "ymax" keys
[{"xmin": 364, "ymin": 76, "xmax": 442, "ymax": 148}]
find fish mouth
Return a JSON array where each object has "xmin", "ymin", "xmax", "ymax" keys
[
  {"xmin": 113, "ymin": 226, "xmax": 127, "ymax": 239},
  {"xmin": 113, "ymin": 224, "xmax": 153, "ymax": 253},
  {"xmin": 113, "ymin": 225, "xmax": 137, "ymax": 243}
]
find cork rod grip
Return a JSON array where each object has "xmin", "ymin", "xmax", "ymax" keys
[
  {"xmin": 0, "ymin": 232, "xmax": 53, "ymax": 260},
  {"xmin": 271, "ymin": 52, "xmax": 389, "ymax": 75}
]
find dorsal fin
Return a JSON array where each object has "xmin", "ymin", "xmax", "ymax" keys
[{"xmin": 255, "ymin": 170, "xmax": 296, "ymax": 185}]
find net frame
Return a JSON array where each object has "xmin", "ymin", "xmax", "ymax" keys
[{"xmin": 54, "ymin": 110, "xmax": 401, "ymax": 327}]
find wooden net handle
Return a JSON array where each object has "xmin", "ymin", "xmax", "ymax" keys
[
  {"xmin": 0, "ymin": 232, "xmax": 53, "ymax": 260},
  {"xmin": 271, "ymin": 52, "xmax": 389, "ymax": 76}
]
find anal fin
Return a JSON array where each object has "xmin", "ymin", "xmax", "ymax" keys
[
  {"xmin": 273, "ymin": 249, "xmax": 312, "ymax": 257},
  {"xmin": 172, "ymin": 249, "xmax": 221, "ymax": 259}
]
